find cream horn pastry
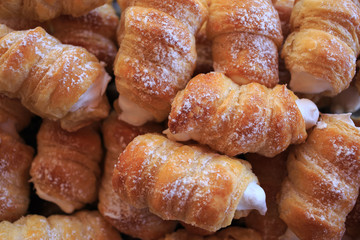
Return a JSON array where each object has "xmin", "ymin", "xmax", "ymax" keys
[
  {"xmin": 114, "ymin": 1, "xmax": 208, "ymax": 125},
  {"xmin": 0, "ymin": 26, "xmax": 110, "ymax": 132},
  {"xmin": 278, "ymin": 114, "xmax": 360, "ymax": 239},
  {"xmin": 112, "ymin": 133, "xmax": 267, "ymax": 232},
  {"xmin": 166, "ymin": 72, "xmax": 318, "ymax": 158},
  {"xmin": 45, "ymin": 3, "xmax": 118, "ymax": 72},
  {"xmin": 245, "ymin": 152, "xmax": 288, "ymax": 240},
  {"xmin": 282, "ymin": 0, "xmax": 360, "ymax": 96},
  {"xmin": 99, "ymin": 112, "xmax": 177, "ymax": 240},
  {"xmin": 161, "ymin": 227, "xmax": 262, "ymax": 240},
  {"xmin": 206, "ymin": 0, "xmax": 283, "ymax": 88},
  {"xmin": 0, "ymin": 0, "xmax": 108, "ymax": 22},
  {"xmin": 30, "ymin": 119, "xmax": 102, "ymax": 214},
  {"xmin": 0, "ymin": 211, "xmax": 122, "ymax": 240}
]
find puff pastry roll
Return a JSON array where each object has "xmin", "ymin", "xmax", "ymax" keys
[
  {"xmin": 99, "ymin": 112, "xmax": 177, "ymax": 240},
  {"xmin": 114, "ymin": 1, "xmax": 208, "ymax": 125},
  {"xmin": 0, "ymin": 211, "xmax": 122, "ymax": 240},
  {"xmin": 30, "ymin": 119, "xmax": 102, "ymax": 214},
  {"xmin": 117, "ymin": 0, "xmax": 208, "ymax": 35},
  {"xmin": 0, "ymin": 0, "xmax": 108, "ymax": 22},
  {"xmin": 161, "ymin": 227, "xmax": 262, "ymax": 240},
  {"xmin": 207, "ymin": 0, "xmax": 283, "ymax": 87},
  {"xmin": 245, "ymin": 152, "xmax": 288, "ymax": 240},
  {"xmin": 113, "ymin": 133, "xmax": 267, "ymax": 232},
  {"xmin": 0, "ymin": 131, "xmax": 34, "ymax": 222},
  {"xmin": 282, "ymin": 0, "xmax": 360, "ymax": 96},
  {"xmin": 166, "ymin": 72, "xmax": 318, "ymax": 158},
  {"xmin": 278, "ymin": 114, "xmax": 360, "ymax": 239},
  {"xmin": 0, "ymin": 27, "xmax": 110, "ymax": 132},
  {"xmin": 46, "ymin": 3, "xmax": 118, "ymax": 71}
]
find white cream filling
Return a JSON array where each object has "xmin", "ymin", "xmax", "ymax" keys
[
  {"xmin": 296, "ymin": 98, "xmax": 320, "ymax": 129},
  {"xmin": 228, "ymin": 74, "xmax": 249, "ymax": 85},
  {"xmin": 236, "ymin": 181, "xmax": 267, "ymax": 215},
  {"xmin": 290, "ymin": 71, "xmax": 333, "ymax": 94},
  {"xmin": 163, "ymin": 129, "xmax": 193, "ymax": 142},
  {"xmin": 279, "ymin": 228, "xmax": 300, "ymax": 240},
  {"xmin": 69, "ymin": 71, "xmax": 111, "ymax": 112},
  {"xmin": 117, "ymin": 95, "xmax": 155, "ymax": 126},
  {"xmin": 332, "ymin": 86, "xmax": 360, "ymax": 113},
  {"xmin": 35, "ymin": 187, "xmax": 76, "ymax": 214}
]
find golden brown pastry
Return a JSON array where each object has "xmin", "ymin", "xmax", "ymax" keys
[
  {"xmin": 117, "ymin": 0, "xmax": 208, "ymax": 35},
  {"xmin": 282, "ymin": 0, "xmax": 360, "ymax": 96},
  {"xmin": 114, "ymin": 1, "xmax": 208, "ymax": 125},
  {"xmin": 0, "ymin": 211, "xmax": 122, "ymax": 239},
  {"xmin": 278, "ymin": 114, "xmax": 360, "ymax": 239},
  {"xmin": 207, "ymin": 0, "xmax": 283, "ymax": 88},
  {"xmin": 0, "ymin": 93, "xmax": 33, "ymax": 222},
  {"xmin": 345, "ymin": 194, "xmax": 360, "ymax": 239},
  {"xmin": 0, "ymin": 0, "xmax": 108, "ymax": 22},
  {"xmin": 245, "ymin": 152, "xmax": 288, "ymax": 240},
  {"xmin": 30, "ymin": 119, "xmax": 102, "ymax": 214},
  {"xmin": 112, "ymin": 133, "xmax": 267, "ymax": 232},
  {"xmin": 46, "ymin": 3, "xmax": 118, "ymax": 71},
  {"xmin": 0, "ymin": 27, "xmax": 110, "ymax": 132},
  {"xmin": 161, "ymin": 227, "xmax": 262, "ymax": 240},
  {"xmin": 98, "ymin": 112, "xmax": 177, "ymax": 240},
  {"xmin": 166, "ymin": 72, "xmax": 315, "ymax": 158},
  {"xmin": 0, "ymin": 131, "xmax": 34, "ymax": 222}
]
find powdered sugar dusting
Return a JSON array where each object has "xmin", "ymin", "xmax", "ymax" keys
[{"xmin": 169, "ymin": 74, "xmax": 304, "ymax": 157}]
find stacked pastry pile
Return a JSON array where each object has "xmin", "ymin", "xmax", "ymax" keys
[{"xmin": 0, "ymin": 0, "xmax": 359, "ymax": 239}]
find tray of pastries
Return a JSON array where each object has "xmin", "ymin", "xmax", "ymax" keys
[{"xmin": 0, "ymin": 0, "xmax": 360, "ymax": 239}]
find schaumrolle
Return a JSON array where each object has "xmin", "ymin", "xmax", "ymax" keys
[
  {"xmin": 278, "ymin": 114, "xmax": 360, "ymax": 239},
  {"xmin": 282, "ymin": 0, "xmax": 360, "ymax": 96},
  {"xmin": 0, "ymin": 211, "xmax": 122, "ymax": 239},
  {"xmin": 207, "ymin": 0, "xmax": 283, "ymax": 87},
  {"xmin": 114, "ymin": 0, "xmax": 208, "ymax": 125},
  {"xmin": 166, "ymin": 72, "xmax": 318, "ymax": 157},
  {"xmin": 112, "ymin": 133, "xmax": 267, "ymax": 232},
  {"xmin": 0, "ymin": 26, "xmax": 110, "ymax": 131},
  {"xmin": 30, "ymin": 119, "xmax": 102, "ymax": 213},
  {"xmin": 99, "ymin": 112, "xmax": 177, "ymax": 240},
  {"xmin": 46, "ymin": 3, "xmax": 118, "ymax": 72}
]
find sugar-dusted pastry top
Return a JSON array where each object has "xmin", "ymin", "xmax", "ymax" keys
[
  {"xmin": 0, "ymin": 211, "xmax": 122, "ymax": 240},
  {"xmin": 112, "ymin": 133, "xmax": 266, "ymax": 232},
  {"xmin": 0, "ymin": 26, "xmax": 110, "ymax": 131},
  {"xmin": 30, "ymin": 120, "xmax": 103, "ymax": 214},
  {"xmin": 99, "ymin": 112, "xmax": 177, "ymax": 240},
  {"xmin": 167, "ymin": 72, "xmax": 315, "ymax": 157},
  {"xmin": 115, "ymin": 6, "xmax": 197, "ymax": 124},
  {"xmin": 283, "ymin": 0, "xmax": 360, "ymax": 97},
  {"xmin": 279, "ymin": 114, "xmax": 360, "ymax": 239}
]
